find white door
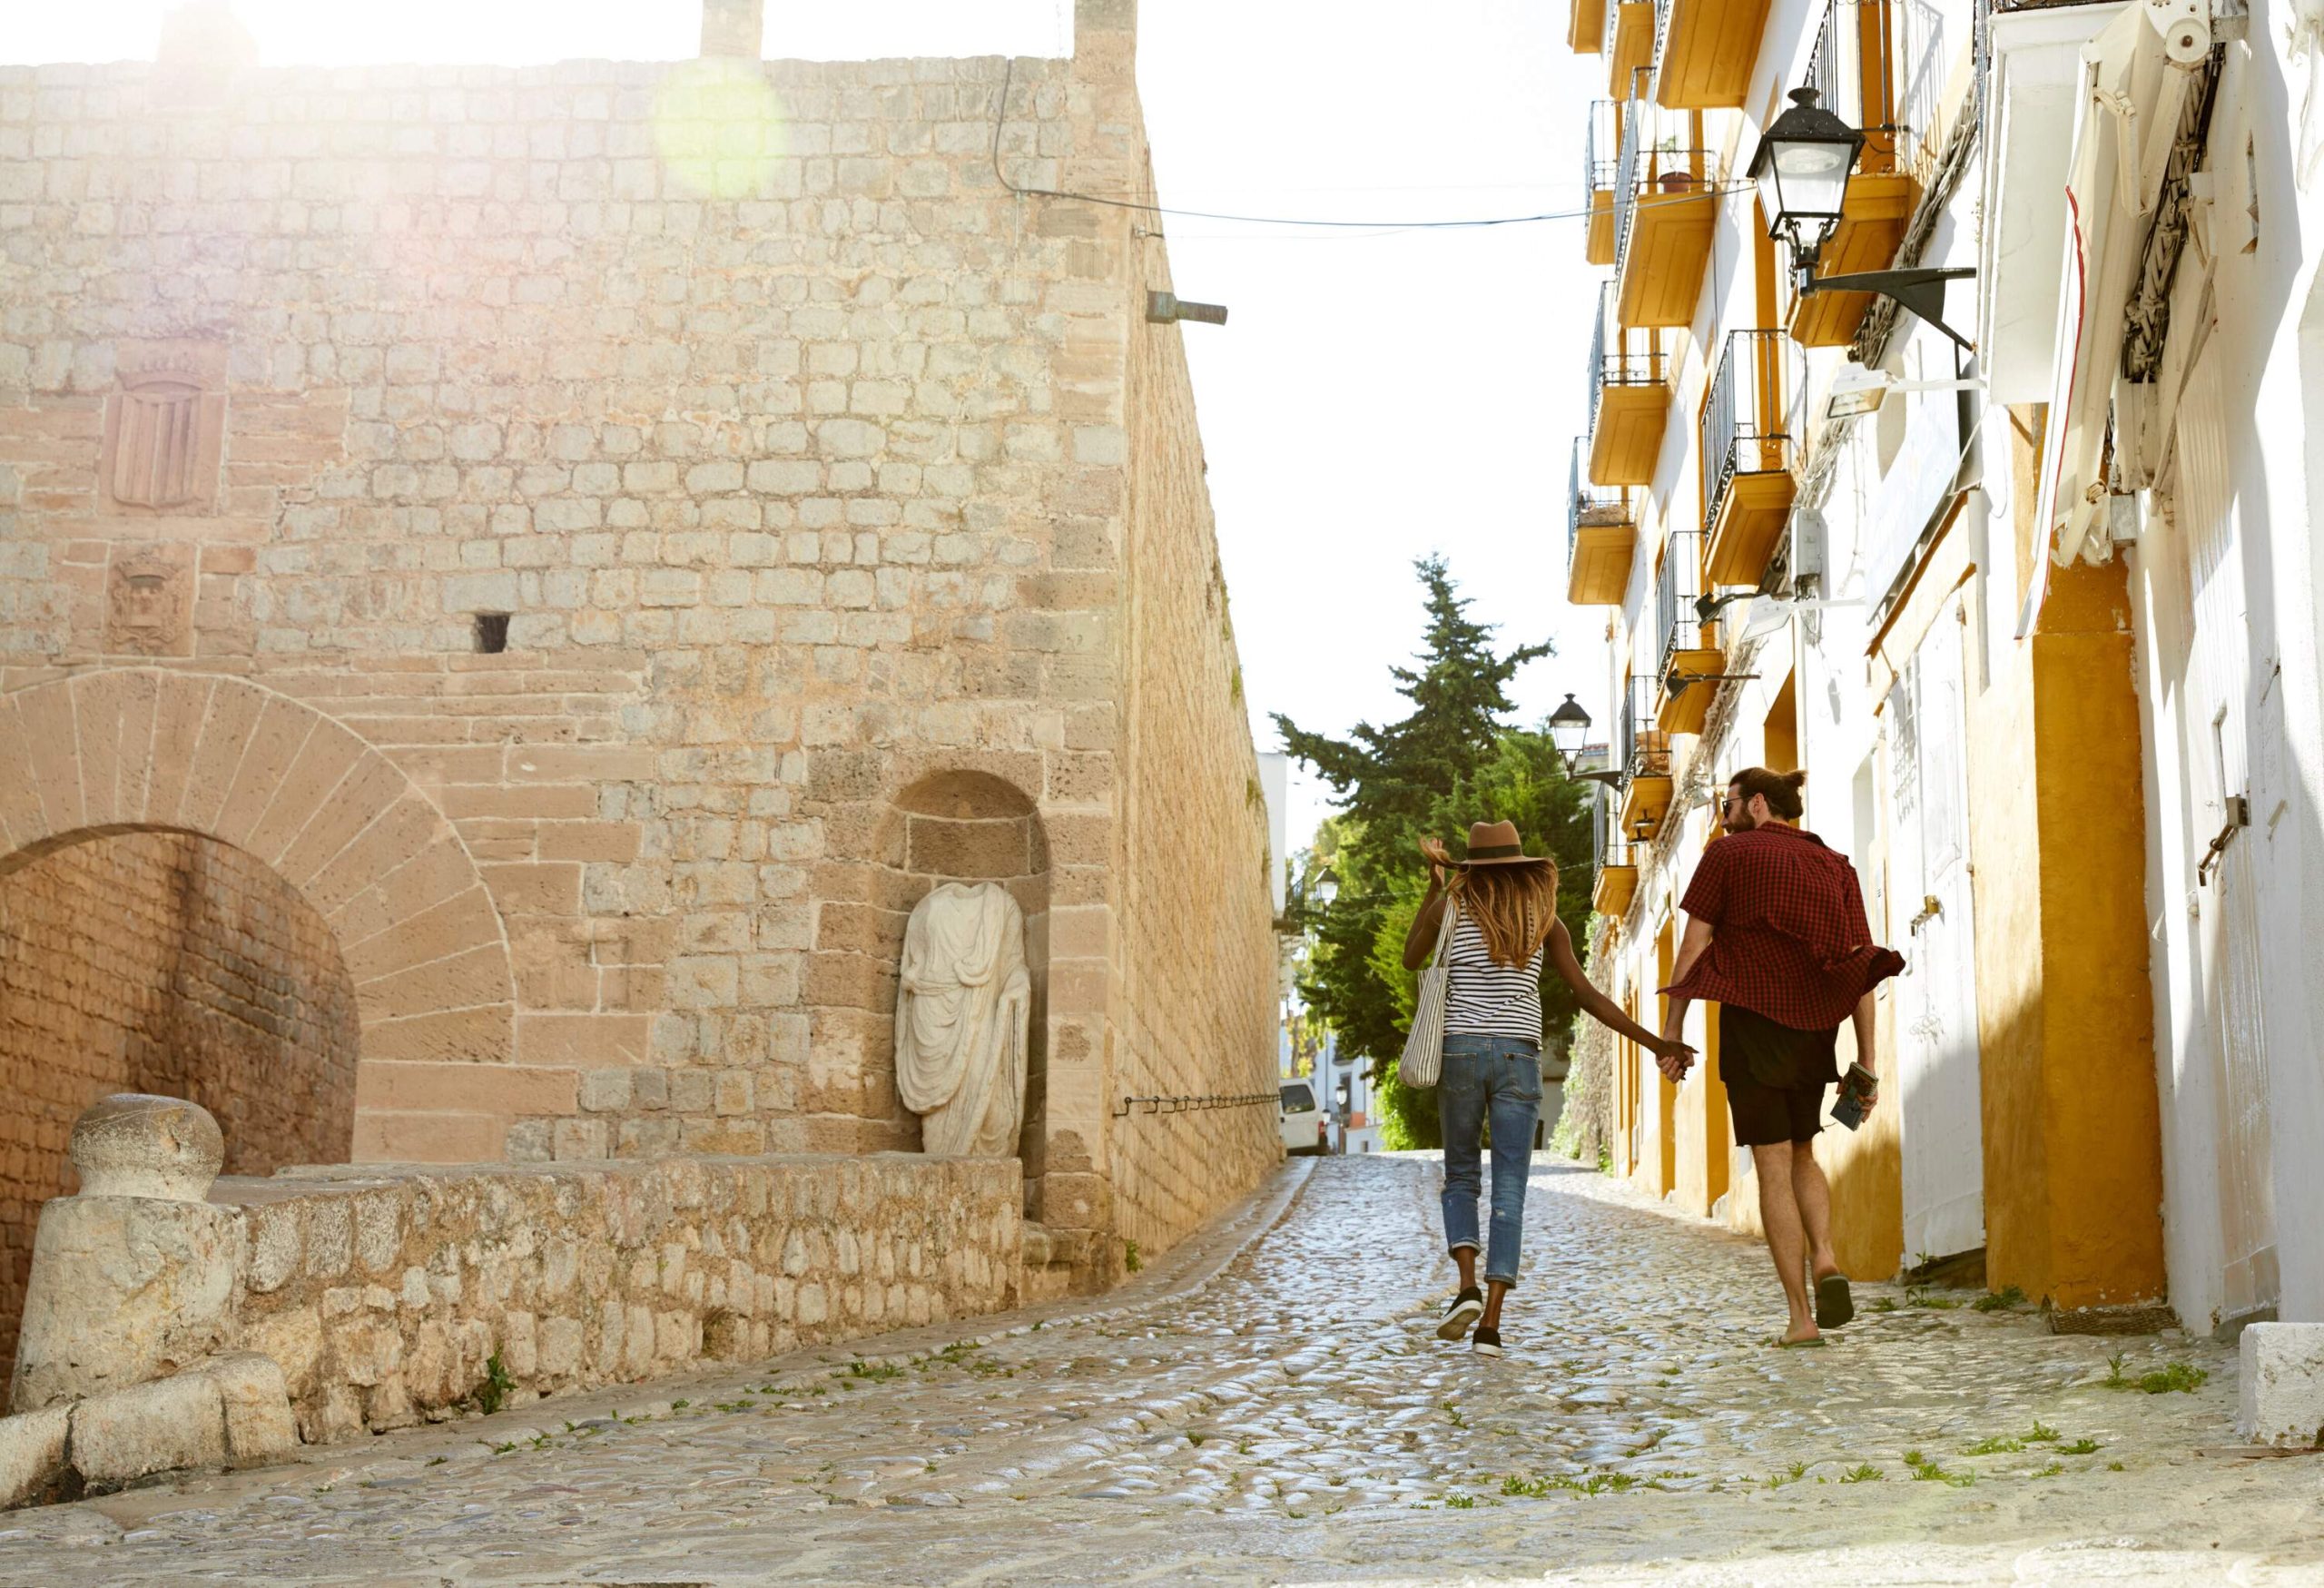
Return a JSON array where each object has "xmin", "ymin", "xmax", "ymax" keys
[
  {"xmin": 1888, "ymin": 596, "xmax": 1986, "ymax": 1263},
  {"xmin": 2174, "ymin": 344, "xmax": 2280, "ymax": 1319}
]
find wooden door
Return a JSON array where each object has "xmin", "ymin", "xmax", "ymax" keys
[
  {"xmin": 2174, "ymin": 343, "xmax": 2280, "ymax": 1317},
  {"xmin": 1889, "ymin": 597, "xmax": 1986, "ymax": 1263}
]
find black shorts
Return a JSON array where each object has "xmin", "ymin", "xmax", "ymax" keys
[{"xmin": 1727, "ymin": 1073, "xmax": 1827, "ymax": 1147}]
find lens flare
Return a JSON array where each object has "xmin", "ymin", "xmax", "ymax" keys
[{"xmin": 651, "ymin": 58, "xmax": 788, "ymax": 202}]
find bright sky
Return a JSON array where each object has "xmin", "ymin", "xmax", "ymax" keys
[{"xmin": 12, "ymin": 1, "xmax": 1610, "ymax": 855}]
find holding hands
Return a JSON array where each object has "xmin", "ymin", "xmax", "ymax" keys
[{"xmin": 1654, "ymin": 1020, "xmax": 1698, "ymax": 1083}]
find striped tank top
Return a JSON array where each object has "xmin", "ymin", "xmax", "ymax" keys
[{"xmin": 1443, "ymin": 904, "xmax": 1543, "ymax": 1044}]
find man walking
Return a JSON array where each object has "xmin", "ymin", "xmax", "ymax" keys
[{"xmin": 1660, "ymin": 767, "xmax": 1904, "ymax": 1346}]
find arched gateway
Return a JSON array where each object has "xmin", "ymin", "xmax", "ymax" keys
[{"xmin": 0, "ymin": 668, "xmax": 516, "ymax": 1064}]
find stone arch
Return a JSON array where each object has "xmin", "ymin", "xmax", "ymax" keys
[{"xmin": 0, "ymin": 669, "xmax": 516, "ymax": 1065}]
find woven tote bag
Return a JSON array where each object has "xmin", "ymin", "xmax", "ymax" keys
[{"xmin": 1398, "ymin": 900, "xmax": 1460, "ymax": 1089}]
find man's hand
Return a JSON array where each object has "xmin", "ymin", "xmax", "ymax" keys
[{"xmin": 1655, "ymin": 1022, "xmax": 1695, "ymax": 1083}]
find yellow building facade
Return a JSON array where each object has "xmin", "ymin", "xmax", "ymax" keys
[{"xmin": 1565, "ymin": 0, "xmax": 2165, "ymax": 1314}]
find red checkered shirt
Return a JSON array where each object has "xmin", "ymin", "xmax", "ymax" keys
[{"xmin": 1661, "ymin": 823, "xmax": 1905, "ymax": 1031}]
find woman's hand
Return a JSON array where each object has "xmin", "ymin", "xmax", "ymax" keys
[{"xmin": 1417, "ymin": 836, "xmax": 1454, "ymax": 891}]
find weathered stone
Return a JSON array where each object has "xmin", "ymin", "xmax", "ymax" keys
[
  {"xmin": 68, "ymin": 1094, "xmax": 223, "ymax": 1201},
  {"xmin": 66, "ymin": 1371, "xmax": 228, "ymax": 1492},
  {"xmin": 10, "ymin": 1193, "xmax": 239, "ymax": 1412},
  {"xmin": 209, "ymin": 1353, "xmax": 299, "ymax": 1467},
  {"xmin": 0, "ymin": 1405, "xmax": 71, "ymax": 1508},
  {"xmin": 2238, "ymin": 1322, "xmax": 2324, "ymax": 1447}
]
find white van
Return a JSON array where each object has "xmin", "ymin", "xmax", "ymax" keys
[{"xmin": 1278, "ymin": 1080, "xmax": 1327, "ymax": 1157}]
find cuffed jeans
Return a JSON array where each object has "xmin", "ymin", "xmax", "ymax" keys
[{"xmin": 1439, "ymin": 1032, "xmax": 1542, "ymax": 1287}]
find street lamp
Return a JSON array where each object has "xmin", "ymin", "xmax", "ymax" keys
[
  {"xmin": 1548, "ymin": 694, "xmax": 1591, "ymax": 776},
  {"xmin": 1312, "ymin": 869, "xmax": 1338, "ymax": 908},
  {"xmin": 1546, "ymin": 694, "xmax": 1627, "ymax": 790},
  {"xmin": 1749, "ymin": 84, "xmax": 1978, "ymax": 353},
  {"xmin": 1748, "ymin": 87, "xmax": 1863, "ymax": 273}
]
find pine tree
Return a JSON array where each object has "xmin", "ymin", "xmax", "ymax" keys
[{"xmin": 1275, "ymin": 557, "xmax": 1594, "ymax": 1149}]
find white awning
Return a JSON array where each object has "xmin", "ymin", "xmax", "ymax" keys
[{"xmin": 2035, "ymin": 0, "xmax": 2212, "ymax": 571}]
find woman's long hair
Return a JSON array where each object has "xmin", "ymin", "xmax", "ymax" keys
[{"xmin": 1449, "ymin": 858, "xmax": 1560, "ymax": 968}]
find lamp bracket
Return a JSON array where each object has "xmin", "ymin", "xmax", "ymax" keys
[{"xmin": 1803, "ymin": 266, "xmax": 1976, "ymax": 351}]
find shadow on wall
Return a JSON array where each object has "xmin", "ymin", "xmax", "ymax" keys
[
  {"xmin": 873, "ymin": 776, "xmax": 1050, "ymax": 1185},
  {"xmin": 0, "ymin": 829, "xmax": 359, "ymax": 1394}
]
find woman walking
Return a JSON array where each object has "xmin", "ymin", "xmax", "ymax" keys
[{"xmin": 1403, "ymin": 820, "xmax": 1693, "ymax": 1357}]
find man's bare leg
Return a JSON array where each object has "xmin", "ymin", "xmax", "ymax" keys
[
  {"xmin": 1793, "ymin": 1140, "xmax": 1839, "ymax": 1283},
  {"xmin": 1453, "ymin": 1247, "xmax": 1478, "ymax": 1291},
  {"xmin": 1480, "ymin": 1279, "xmax": 1511, "ymax": 1330},
  {"xmin": 1752, "ymin": 1143, "xmax": 1817, "ymax": 1342}
]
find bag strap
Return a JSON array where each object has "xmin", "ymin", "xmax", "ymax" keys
[{"xmin": 1429, "ymin": 894, "xmax": 1458, "ymax": 964}]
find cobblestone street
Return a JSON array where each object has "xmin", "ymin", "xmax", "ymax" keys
[{"xmin": 1, "ymin": 1155, "xmax": 2318, "ymax": 1586}]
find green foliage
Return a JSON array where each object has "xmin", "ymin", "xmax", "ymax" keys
[
  {"xmin": 1838, "ymin": 1463, "xmax": 1883, "ymax": 1484},
  {"xmin": 1973, "ymin": 1285, "xmax": 2028, "ymax": 1312},
  {"xmin": 475, "ymin": 1351, "xmax": 516, "ymax": 1415},
  {"xmin": 2135, "ymin": 1362, "xmax": 2208, "ymax": 1395},
  {"xmin": 2057, "ymin": 1437, "xmax": 2101, "ymax": 1455},
  {"xmin": 1123, "ymin": 1238, "xmax": 1142, "ymax": 1274},
  {"xmin": 1275, "ymin": 557, "xmax": 1594, "ymax": 1148},
  {"xmin": 1964, "ymin": 1435, "xmax": 2024, "ymax": 1455}
]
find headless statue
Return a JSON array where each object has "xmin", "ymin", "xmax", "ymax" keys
[{"xmin": 894, "ymin": 883, "xmax": 1033, "ymax": 1158}]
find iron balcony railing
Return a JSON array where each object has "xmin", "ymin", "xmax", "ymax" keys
[
  {"xmin": 1592, "ymin": 787, "xmax": 1642, "ymax": 873},
  {"xmin": 1568, "ymin": 437, "xmax": 1631, "ymax": 562},
  {"xmin": 1610, "ymin": 94, "xmax": 1717, "ymax": 310},
  {"xmin": 1585, "ymin": 98, "xmax": 1621, "ymax": 199},
  {"xmin": 1805, "ymin": 0, "xmax": 1942, "ymax": 181},
  {"xmin": 1655, "ymin": 528, "xmax": 1707, "ymax": 681},
  {"xmin": 1588, "ymin": 280, "xmax": 1664, "ymax": 435},
  {"xmin": 1619, "ymin": 671, "xmax": 1670, "ymax": 784},
  {"xmin": 1700, "ymin": 330, "xmax": 1803, "ymax": 539}
]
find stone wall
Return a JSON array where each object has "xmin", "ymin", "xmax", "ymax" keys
[
  {"xmin": 0, "ymin": 0, "xmax": 1276, "ymax": 1284},
  {"xmin": 222, "ymin": 1151, "xmax": 1019, "ymax": 1441},
  {"xmin": 0, "ymin": 833, "xmax": 359, "ymax": 1392},
  {"xmin": 1107, "ymin": 147, "xmax": 1280, "ymax": 1258}
]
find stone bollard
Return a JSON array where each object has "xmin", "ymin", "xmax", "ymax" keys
[
  {"xmin": 8, "ymin": 1095, "xmax": 240, "ymax": 1414},
  {"xmin": 2239, "ymin": 1322, "xmax": 2324, "ymax": 1447}
]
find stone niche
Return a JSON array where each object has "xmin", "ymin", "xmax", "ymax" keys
[{"xmin": 889, "ymin": 773, "xmax": 1051, "ymax": 1174}]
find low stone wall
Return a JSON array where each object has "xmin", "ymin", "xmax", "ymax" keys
[{"xmin": 222, "ymin": 1152, "xmax": 1022, "ymax": 1442}]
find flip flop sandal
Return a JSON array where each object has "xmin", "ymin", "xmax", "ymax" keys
[
  {"xmin": 1768, "ymin": 1335, "xmax": 1827, "ymax": 1348},
  {"xmin": 1815, "ymin": 1273, "xmax": 1855, "ymax": 1330}
]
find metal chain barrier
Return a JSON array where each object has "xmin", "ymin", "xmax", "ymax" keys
[{"xmin": 1111, "ymin": 1090, "xmax": 1280, "ymax": 1118}]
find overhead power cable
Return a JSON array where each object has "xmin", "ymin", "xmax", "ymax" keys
[{"xmin": 989, "ymin": 57, "xmax": 1741, "ymax": 231}]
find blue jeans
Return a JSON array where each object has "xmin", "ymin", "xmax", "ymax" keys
[{"xmin": 1439, "ymin": 1033, "xmax": 1542, "ymax": 1287}]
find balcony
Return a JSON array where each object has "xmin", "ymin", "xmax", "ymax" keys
[
  {"xmin": 1654, "ymin": 529, "xmax": 1723, "ymax": 735},
  {"xmin": 1651, "ymin": 0, "xmax": 1777, "ymax": 111},
  {"xmin": 1611, "ymin": 105, "xmax": 1717, "ymax": 330},
  {"xmin": 1570, "ymin": 0, "xmax": 1607, "ymax": 53},
  {"xmin": 1568, "ymin": 439, "xmax": 1638, "ymax": 607},
  {"xmin": 1591, "ymin": 794, "xmax": 1641, "ymax": 918},
  {"xmin": 1616, "ymin": 673, "xmax": 1673, "ymax": 842},
  {"xmin": 1701, "ymin": 330, "xmax": 1801, "ymax": 592},
  {"xmin": 1588, "ymin": 281, "xmax": 1669, "ymax": 486},
  {"xmin": 1607, "ymin": 2, "xmax": 1656, "ymax": 98},
  {"xmin": 1592, "ymin": 837, "xmax": 1642, "ymax": 917},
  {"xmin": 1584, "ymin": 100, "xmax": 1621, "ymax": 265},
  {"xmin": 1785, "ymin": 0, "xmax": 1935, "ymax": 346}
]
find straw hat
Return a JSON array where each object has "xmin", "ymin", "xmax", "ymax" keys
[{"xmin": 1457, "ymin": 820, "xmax": 1538, "ymax": 866}]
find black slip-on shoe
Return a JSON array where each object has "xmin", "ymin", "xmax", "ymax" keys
[
  {"xmin": 1472, "ymin": 1326, "xmax": 1503, "ymax": 1359},
  {"xmin": 1437, "ymin": 1287, "xmax": 1484, "ymax": 1340},
  {"xmin": 1815, "ymin": 1272, "xmax": 1855, "ymax": 1330}
]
